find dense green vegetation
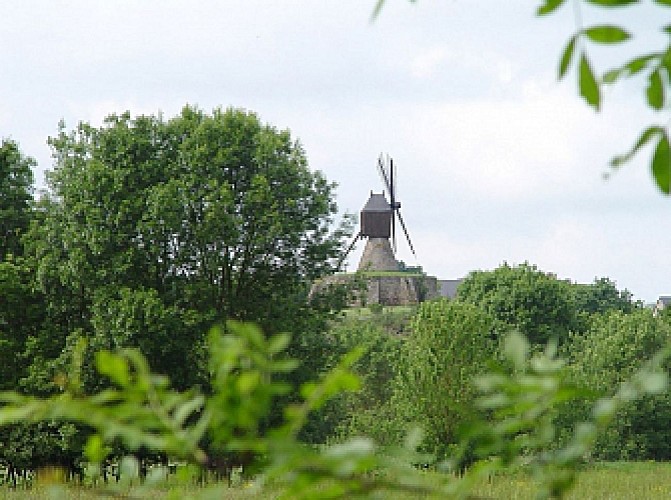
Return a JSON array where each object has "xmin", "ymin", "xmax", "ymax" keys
[{"xmin": 327, "ymin": 273, "xmax": 668, "ymax": 465}]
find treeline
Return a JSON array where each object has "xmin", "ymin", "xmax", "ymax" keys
[{"xmin": 327, "ymin": 264, "xmax": 671, "ymax": 462}]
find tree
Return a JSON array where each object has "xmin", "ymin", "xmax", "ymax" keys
[
  {"xmin": 572, "ymin": 276, "xmax": 640, "ymax": 331},
  {"xmin": 536, "ymin": 0, "xmax": 671, "ymax": 194},
  {"xmin": 0, "ymin": 258, "xmax": 44, "ymax": 391},
  {"xmin": 573, "ymin": 277, "xmax": 638, "ymax": 316},
  {"xmin": 85, "ymin": 288, "xmax": 209, "ymax": 391},
  {"xmin": 0, "ymin": 139, "xmax": 34, "ymax": 260},
  {"xmin": 28, "ymin": 106, "xmax": 350, "ymax": 392},
  {"xmin": 394, "ymin": 299, "xmax": 496, "ymax": 458},
  {"xmin": 325, "ymin": 311, "xmax": 409, "ymax": 446},
  {"xmin": 565, "ymin": 309, "xmax": 671, "ymax": 460},
  {"xmin": 456, "ymin": 262, "xmax": 577, "ymax": 345}
]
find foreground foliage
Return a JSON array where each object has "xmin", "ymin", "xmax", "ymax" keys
[
  {"xmin": 0, "ymin": 320, "xmax": 669, "ymax": 499},
  {"xmin": 536, "ymin": 0, "xmax": 671, "ymax": 194}
]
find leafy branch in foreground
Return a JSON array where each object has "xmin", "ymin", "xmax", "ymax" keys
[
  {"xmin": 0, "ymin": 322, "xmax": 670, "ymax": 498},
  {"xmin": 537, "ymin": 0, "xmax": 671, "ymax": 193},
  {"xmin": 453, "ymin": 331, "xmax": 671, "ymax": 499}
]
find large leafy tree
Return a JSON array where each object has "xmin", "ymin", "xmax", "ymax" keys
[
  {"xmin": 0, "ymin": 259, "xmax": 44, "ymax": 391},
  {"xmin": 394, "ymin": 299, "xmax": 496, "ymax": 458},
  {"xmin": 572, "ymin": 276, "xmax": 640, "ymax": 331},
  {"xmin": 456, "ymin": 262, "xmax": 577, "ymax": 345},
  {"xmin": 0, "ymin": 139, "xmax": 35, "ymax": 260},
  {"xmin": 565, "ymin": 309, "xmax": 671, "ymax": 460},
  {"xmin": 29, "ymin": 105, "xmax": 350, "ymax": 390},
  {"xmin": 572, "ymin": 277, "xmax": 638, "ymax": 316}
]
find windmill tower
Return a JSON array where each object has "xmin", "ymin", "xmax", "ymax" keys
[{"xmin": 342, "ymin": 154, "xmax": 416, "ymax": 272}]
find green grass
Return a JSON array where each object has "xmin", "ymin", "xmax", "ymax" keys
[
  {"xmin": 470, "ymin": 462, "xmax": 671, "ymax": 500},
  {"xmin": 3, "ymin": 462, "xmax": 671, "ymax": 498},
  {"xmin": 343, "ymin": 304, "xmax": 416, "ymax": 318}
]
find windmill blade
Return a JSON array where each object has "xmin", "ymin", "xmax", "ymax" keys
[
  {"xmin": 377, "ymin": 154, "xmax": 392, "ymax": 193},
  {"xmin": 396, "ymin": 211, "xmax": 416, "ymax": 258},
  {"xmin": 389, "ymin": 157, "xmax": 397, "ymax": 252},
  {"xmin": 391, "ymin": 206, "xmax": 397, "ymax": 253},
  {"xmin": 389, "ymin": 157, "xmax": 395, "ymax": 205},
  {"xmin": 388, "ymin": 157, "xmax": 401, "ymax": 209},
  {"xmin": 337, "ymin": 232, "xmax": 362, "ymax": 269}
]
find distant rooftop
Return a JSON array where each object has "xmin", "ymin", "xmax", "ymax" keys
[{"xmin": 439, "ymin": 279, "xmax": 463, "ymax": 299}]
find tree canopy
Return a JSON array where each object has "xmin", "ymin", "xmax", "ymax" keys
[
  {"xmin": 0, "ymin": 139, "xmax": 34, "ymax": 260},
  {"xmin": 24, "ymin": 105, "xmax": 350, "ymax": 393},
  {"xmin": 456, "ymin": 262, "xmax": 577, "ymax": 345}
]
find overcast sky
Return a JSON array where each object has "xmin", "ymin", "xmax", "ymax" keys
[{"xmin": 1, "ymin": 1, "xmax": 668, "ymax": 302}]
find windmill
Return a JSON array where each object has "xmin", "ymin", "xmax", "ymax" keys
[{"xmin": 340, "ymin": 154, "xmax": 416, "ymax": 271}]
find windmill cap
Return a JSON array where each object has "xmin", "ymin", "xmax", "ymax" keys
[{"xmin": 361, "ymin": 192, "xmax": 390, "ymax": 212}]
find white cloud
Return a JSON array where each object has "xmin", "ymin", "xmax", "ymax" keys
[{"xmin": 410, "ymin": 46, "xmax": 450, "ymax": 79}]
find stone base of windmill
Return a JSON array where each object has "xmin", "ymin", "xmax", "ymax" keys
[
  {"xmin": 310, "ymin": 271, "xmax": 439, "ymax": 307},
  {"xmin": 310, "ymin": 271, "xmax": 440, "ymax": 307},
  {"xmin": 310, "ymin": 238, "xmax": 440, "ymax": 307},
  {"xmin": 358, "ymin": 274, "xmax": 430, "ymax": 306},
  {"xmin": 358, "ymin": 238, "xmax": 398, "ymax": 272}
]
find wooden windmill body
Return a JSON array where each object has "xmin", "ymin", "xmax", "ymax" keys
[{"xmin": 357, "ymin": 192, "xmax": 399, "ymax": 271}]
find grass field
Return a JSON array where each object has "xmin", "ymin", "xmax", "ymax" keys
[
  {"xmin": 471, "ymin": 462, "xmax": 671, "ymax": 499},
  {"xmin": 3, "ymin": 462, "xmax": 671, "ymax": 499}
]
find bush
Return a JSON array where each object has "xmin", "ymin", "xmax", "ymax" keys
[
  {"xmin": 457, "ymin": 263, "xmax": 578, "ymax": 345},
  {"xmin": 563, "ymin": 309, "xmax": 671, "ymax": 460},
  {"xmin": 394, "ymin": 299, "xmax": 496, "ymax": 458},
  {"xmin": 324, "ymin": 312, "xmax": 407, "ymax": 446}
]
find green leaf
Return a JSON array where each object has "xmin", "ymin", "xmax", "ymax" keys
[
  {"xmin": 640, "ymin": 372, "xmax": 668, "ymax": 394},
  {"xmin": 653, "ymin": 0, "xmax": 671, "ymax": 6},
  {"xmin": 602, "ymin": 68, "xmax": 624, "ymax": 84},
  {"xmin": 267, "ymin": 332, "xmax": 291, "ymax": 355},
  {"xmin": 579, "ymin": 53, "xmax": 601, "ymax": 110},
  {"xmin": 270, "ymin": 359, "xmax": 300, "ymax": 373},
  {"xmin": 504, "ymin": 332, "xmax": 529, "ymax": 370},
  {"xmin": 585, "ymin": 0, "xmax": 638, "ymax": 6},
  {"xmin": 96, "ymin": 351, "xmax": 130, "ymax": 387},
  {"xmin": 537, "ymin": 0, "xmax": 567, "ymax": 15},
  {"xmin": 173, "ymin": 396, "xmax": 205, "ymax": 427},
  {"xmin": 624, "ymin": 54, "xmax": 657, "ymax": 75},
  {"xmin": 593, "ymin": 398, "xmax": 616, "ymax": 425},
  {"xmin": 652, "ymin": 133, "xmax": 671, "ymax": 194},
  {"xmin": 663, "ymin": 47, "xmax": 671, "ymax": 72},
  {"xmin": 559, "ymin": 35, "xmax": 578, "ymax": 79},
  {"xmin": 371, "ymin": 0, "xmax": 385, "ymax": 21},
  {"xmin": 646, "ymin": 69, "xmax": 665, "ymax": 110},
  {"xmin": 610, "ymin": 126, "xmax": 663, "ymax": 167},
  {"xmin": 84, "ymin": 434, "xmax": 107, "ymax": 463},
  {"xmin": 584, "ymin": 25, "xmax": 631, "ymax": 44},
  {"xmin": 663, "ymin": 24, "xmax": 671, "ymax": 34},
  {"xmin": 236, "ymin": 371, "xmax": 260, "ymax": 394}
]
